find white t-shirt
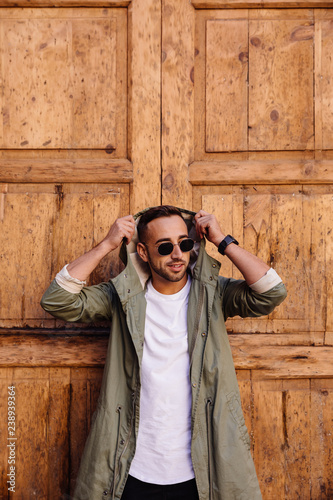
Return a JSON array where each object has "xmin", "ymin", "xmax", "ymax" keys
[{"xmin": 129, "ymin": 276, "xmax": 195, "ymax": 485}]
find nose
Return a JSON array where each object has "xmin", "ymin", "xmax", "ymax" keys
[{"xmin": 171, "ymin": 243, "xmax": 182, "ymax": 259}]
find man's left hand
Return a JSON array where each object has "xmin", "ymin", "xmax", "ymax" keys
[{"xmin": 194, "ymin": 210, "xmax": 225, "ymax": 247}]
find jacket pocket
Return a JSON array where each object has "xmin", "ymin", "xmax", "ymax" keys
[{"xmin": 226, "ymin": 391, "xmax": 251, "ymax": 451}]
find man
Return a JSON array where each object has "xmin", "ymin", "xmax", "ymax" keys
[{"xmin": 41, "ymin": 206, "xmax": 287, "ymax": 500}]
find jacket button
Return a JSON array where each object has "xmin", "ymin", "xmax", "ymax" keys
[
  {"xmin": 103, "ymin": 490, "xmax": 108, "ymax": 496},
  {"xmin": 212, "ymin": 264, "xmax": 216, "ymax": 268},
  {"xmin": 192, "ymin": 382, "xmax": 197, "ymax": 388},
  {"xmin": 120, "ymin": 439, "xmax": 125, "ymax": 445},
  {"xmin": 127, "ymin": 289, "xmax": 131, "ymax": 293},
  {"xmin": 201, "ymin": 332, "xmax": 207, "ymax": 337},
  {"xmin": 209, "ymin": 276, "xmax": 213, "ymax": 281}
]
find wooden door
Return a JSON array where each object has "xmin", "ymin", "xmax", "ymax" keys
[
  {"xmin": 1, "ymin": 0, "xmax": 333, "ymax": 498},
  {"xmin": 161, "ymin": 1, "xmax": 333, "ymax": 499},
  {"xmin": 0, "ymin": 1, "xmax": 161, "ymax": 498}
]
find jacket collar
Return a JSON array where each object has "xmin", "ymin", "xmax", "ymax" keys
[{"xmin": 112, "ymin": 236, "xmax": 221, "ymax": 306}]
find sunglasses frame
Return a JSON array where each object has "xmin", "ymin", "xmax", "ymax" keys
[{"xmin": 143, "ymin": 238, "xmax": 195, "ymax": 256}]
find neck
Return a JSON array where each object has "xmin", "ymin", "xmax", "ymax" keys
[{"xmin": 151, "ymin": 273, "xmax": 188, "ymax": 295}]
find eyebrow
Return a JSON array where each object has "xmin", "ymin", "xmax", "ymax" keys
[{"xmin": 154, "ymin": 234, "xmax": 189, "ymax": 245}]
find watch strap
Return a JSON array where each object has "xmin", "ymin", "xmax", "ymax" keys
[{"xmin": 218, "ymin": 235, "xmax": 239, "ymax": 255}]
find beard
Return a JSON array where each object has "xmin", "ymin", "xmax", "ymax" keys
[{"xmin": 146, "ymin": 250, "xmax": 188, "ymax": 283}]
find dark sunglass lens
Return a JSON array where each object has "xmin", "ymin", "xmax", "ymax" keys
[
  {"xmin": 158, "ymin": 242, "xmax": 174, "ymax": 255},
  {"xmin": 180, "ymin": 239, "xmax": 194, "ymax": 252}
]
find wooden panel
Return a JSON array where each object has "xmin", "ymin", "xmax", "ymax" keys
[
  {"xmin": 161, "ymin": 0, "xmax": 195, "ymax": 207},
  {"xmin": 206, "ymin": 19, "xmax": 248, "ymax": 152},
  {"xmin": 252, "ymin": 377, "xmax": 312, "ymax": 499},
  {"xmin": 0, "ymin": 8, "xmax": 127, "ymax": 152},
  {"xmin": 0, "ymin": 366, "xmax": 102, "ymax": 498},
  {"xmin": 128, "ymin": 0, "xmax": 161, "ymax": 213},
  {"xmin": 189, "ymin": 159, "xmax": 333, "ymax": 184},
  {"xmin": 0, "ymin": 184, "xmax": 129, "ymax": 327},
  {"xmin": 192, "ymin": 0, "xmax": 332, "ymax": 7},
  {"xmin": 310, "ymin": 379, "xmax": 333, "ymax": 498},
  {"xmin": 0, "ymin": 159, "xmax": 133, "ymax": 183},
  {"xmin": 2, "ymin": 334, "xmax": 333, "ymax": 379},
  {"xmin": 1, "ymin": 1, "xmax": 131, "ymax": 5},
  {"xmin": 195, "ymin": 9, "xmax": 252, "ymax": 163},
  {"xmin": 320, "ymin": 15, "xmax": 333, "ymax": 150},
  {"xmin": 248, "ymin": 16, "xmax": 314, "ymax": 150},
  {"xmin": 69, "ymin": 368, "xmax": 103, "ymax": 495},
  {"xmin": 0, "ymin": 185, "xmax": 57, "ymax": 321},
  {"xmin": 236, "ymin": 370, "xmax": 252, "ymax": 445},
  {"xmin": 326, "ymin": 189, "xmax": 333, "ymax": 338},
  {"xmin": 199, "ymin": 187, "xmax": 328, "ymax": 334},
  {"xmin": 194, "ymin": 9, "xmax": 317, "ymax": 162}
]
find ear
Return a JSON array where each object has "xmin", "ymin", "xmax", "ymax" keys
[{"xmin": 137, "ymin": 242, "xmax": 149, "ymax": 262}]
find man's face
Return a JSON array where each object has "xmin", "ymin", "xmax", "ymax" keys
[{"xmin": 137, "ymin": 215, "xmax": 191, "ymax": 291}]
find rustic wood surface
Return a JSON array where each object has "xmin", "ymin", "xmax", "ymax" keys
[
  {"xmin": 128, "ymin": 0, "xmax": 161, "ymax": 212},
  {"xmin": 161, "ymin": 0, "xmax": 195, "ymax": 207},
  {"xmin": 1, "ymin": 0, "xmax": 333, "ymax": 498},
  {"xmin": 1, "ymin": 333, "xmax": 333, "ymax": 378},
  {"xmin": 192, "ymin": 0, "xmax": 333, "ymax": 6},
  {"xmin": 189, "ymin": 159, "xmax": 333, "ymax": 184}
]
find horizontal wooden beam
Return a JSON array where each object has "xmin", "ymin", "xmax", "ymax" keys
[
  {"xmin": 0, "ymin": 159, "xmax": 133, "ymax": 183},
  {"xmin": 231, "ymin": 341, "xmax": 333, "ymax": 379},
  {"xmin": 1, "ymin": 333, "xmax": 332, "ymax": 378},
  {"xmin": 0, "ymin": 0, "xmax": 131, "ymax": 6},
  {"xmin": 191, "ymin": 0, "xmax": 332, "ymax": 7},
  {"xmin": 0, "ymin": 333, "xmax": 109, "ymax": 367},
  {"xmin": 189, "ymin": 160, "xmax": 333, "ymax": 185}
]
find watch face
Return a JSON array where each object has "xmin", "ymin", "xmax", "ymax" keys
[{"xmin": 218, "ymin": 235, "xmax": 238, "ymax": 255}]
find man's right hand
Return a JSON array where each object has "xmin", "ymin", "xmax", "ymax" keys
[
  {"xmin": 103, "ymin": 215, "xmax": 136, "ymax": 252},
  {"xmin": 66, "ymin": 215, "xmax": 135, "ymax": 282}
]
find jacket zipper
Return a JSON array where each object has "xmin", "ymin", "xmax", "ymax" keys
[
  {"xmin": 111, "ymin": 404, "xmax": 123, "ymax": 500},
  {"xmin": 111, "ymin": 385, "xmax": 139, "ymax": 499},
  {"xmin": 189, "ymin": 282, "xmax": 206, "ymax": 365},
  {"xmin": 205, "ymin": 398, "xmax": 213, "ymax": 500}
]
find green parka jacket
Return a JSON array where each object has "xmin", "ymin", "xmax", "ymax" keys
[{"xmin": 40, "ymin": 208, "xmax": 287, "ymax": 500}]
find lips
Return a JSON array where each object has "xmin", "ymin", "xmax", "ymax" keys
[{"xmin": 167, "ymin": 262, "xmax": 185, "ymax": 271}]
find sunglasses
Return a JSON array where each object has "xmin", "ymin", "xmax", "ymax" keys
[{"xmin": 145, "ymin": 238, "xmax": 194, "ymax": 256}]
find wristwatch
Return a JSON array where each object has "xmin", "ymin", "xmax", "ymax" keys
[{"xmin": 218, "ymin": 235, "xmax": 239, "ymax": 255}]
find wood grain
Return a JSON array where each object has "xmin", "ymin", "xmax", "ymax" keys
[
  {"xmin": 161, "ymin": 0, "xmax": 195, "ymax": 207},
  {"xmin": 189, "ymin": 159, "xmax": 333, "ymax": 184},
  {"xmin": 252, "ymin": 378, "xmax": 312, "ymax": 499},
  {"xmin": 0, "ymin": 183, "xmax": 129, "ymax": 327},
  {"xmin": 248, "ymin": 18, "xmax": 314, "ymax": 150},
  {"xmin": 0, "ymin": 9, "xmax": 127, "ymax": 151},
  {"xmin": 198, "ymin": 186, "xmax": 329, "ymax": 335},
  {"xmin": 128, "ymin": 0, "xmax": 161, "ymax": 212},
  {"xmin": 1, "ymin": 333, "xmax": 333, "ymax": 379},
  {"xmin": 191, "ymin": 0, "xmax": 332, "ymax": 7},
  {"xmin": 0, "ymin": 159, "xmax": 133, "ymax": 183},
  {"xmin": 206, "ymin": 19, "xmax": 248, "ymax": 152},
  {"xmin": 0, "ymin": 1, "xmax": 131, "ymax": 9},
  {"xmin": 310, "ymin": 379, "xmax": 333, "ymax": 498}
]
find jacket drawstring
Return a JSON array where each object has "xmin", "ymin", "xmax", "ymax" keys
[{"xmin": 206, "ymin": 398, "xmax": 213, "ymax": 500}]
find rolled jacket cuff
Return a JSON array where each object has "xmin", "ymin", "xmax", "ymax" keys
[
  {"xmin": 249, "ymin": 268, "xmax": 282, "ymax": 293},
  {"xmin": 55, "ymin": 264, "xmax": 86, "ymax": 294}
]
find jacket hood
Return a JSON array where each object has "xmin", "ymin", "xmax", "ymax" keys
[{"xmin": 119, "ymin": 207, "xmax": 202, "ymax": 289}]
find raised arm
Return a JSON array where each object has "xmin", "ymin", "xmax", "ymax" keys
[
  {"xmin": 67, "ymin": 215, "xmax": 135, "ymax": 281},
  {"xmin": 194, "ymin": 210, "xmax": 270, "ymax": 286},
  {"xmin": 40, "ymin": 215, "xmax": 135, "ymax": 323}
]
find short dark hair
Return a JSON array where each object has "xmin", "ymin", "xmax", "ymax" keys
[{"xmin": 137, "ymin": 205, "xmax": 185, "ymax": 242}]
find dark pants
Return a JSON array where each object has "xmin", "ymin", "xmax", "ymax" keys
[{"xmin": 121, "ymin": 475, "xmax": 200, "ymax": 500}]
